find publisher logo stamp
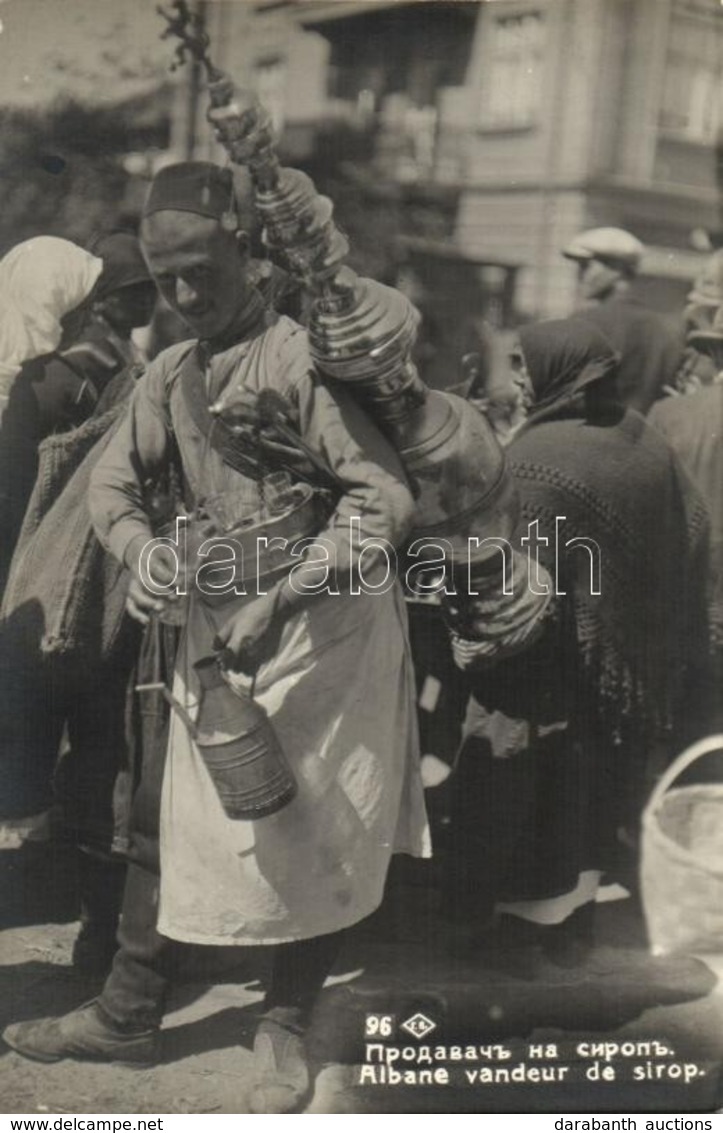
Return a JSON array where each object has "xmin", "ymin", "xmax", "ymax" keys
[{"xmin": 401, "ymin": 1013, "xmax": 437, "ymax": 1040}]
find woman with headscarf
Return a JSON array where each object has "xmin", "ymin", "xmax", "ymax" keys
[
  {"xmin": 444, "ymin": 318, "xmax": 709, "ymax": 971},
  {"xmin": 0, "ymin": 236, "xmax": 140, "ymax": 964},
  {"xmin": 0, "ymin": 236, "xmax": 103, "ymax": 592},
  {"xmin": 0, "ymin": 235, "xmax": 102, "ymax": 401}
]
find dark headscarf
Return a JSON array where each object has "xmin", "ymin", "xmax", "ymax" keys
[{"xmin": 518, "ymin": 318, "xmax": 620, "ymax": 420}]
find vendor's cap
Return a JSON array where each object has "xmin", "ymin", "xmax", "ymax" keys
[
  {"xmin": 89, "ymin": 231, "xmax": 152, "ymax": 299},
  {"xmin": 687, "ymin": 249, "xmax": 723, "ymax": 307},
  {"xmin": 143, "ymin": 161, "xmax": 238, "ymax": 225},
  {"xmin": 562, "ymin": 227, "xmax": 644, "ymax": 271}
]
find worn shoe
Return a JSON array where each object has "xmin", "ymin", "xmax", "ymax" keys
[
  {"xmin": 247, "ymin": 1009, "xmax": 311, "ymax": 1114},
  {"xmin": 2, "ymin": 1001, "xmax": 158, "ymax": 1066}
]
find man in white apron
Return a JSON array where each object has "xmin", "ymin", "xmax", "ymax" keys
[{"xmin": 3, "ymin": 162, "xmax": 430, "ymax": 1114}]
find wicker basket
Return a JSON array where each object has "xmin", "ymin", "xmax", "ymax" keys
[{"xmin": 641, "ymin": 735, "xmax": 723, "ymax": 955}]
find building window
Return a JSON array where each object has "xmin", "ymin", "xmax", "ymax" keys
[
  {"xmin": 479, "ymin": 12, "xmax": 544, "ymax": 129},
  {"xmin": 659, "ymin": 11, "xmax": 723, "ymax": 143}
]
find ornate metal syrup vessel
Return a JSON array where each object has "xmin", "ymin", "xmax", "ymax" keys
[{"xmin": 157, "ymin": 1, "xmax": 550, "ymax": 648}]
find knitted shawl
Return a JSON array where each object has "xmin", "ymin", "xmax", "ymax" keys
[
  {"xmin": 503, "ymin": 318, "xmax": 710, "ymax": 745},
  {"xmin": 508, "ymin": 407, "xmax": 708, "ymax": 744}
]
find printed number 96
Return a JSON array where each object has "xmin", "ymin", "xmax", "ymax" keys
[{"xmin": 365, "ymin": 1015, "xmax": 393, "ymax": 1037}]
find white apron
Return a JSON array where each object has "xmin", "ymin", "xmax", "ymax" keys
[{"xmin": 157, "ymin": 584, "xmax": 430, "ymax": 945}]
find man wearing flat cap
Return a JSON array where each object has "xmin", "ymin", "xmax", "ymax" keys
[
  {"xmin": 673, "ymin": 248, "xmax": 723, "ymax": 391},
  {"xmin": 563, "ymin": 226, "xmax": 683, "ymax": 413},
  {"xmin": 4, "ymin": 159, "xmax": 429, "ymax": 1113},
  {"xmin": 648, "ymin": 300, "xmax": 723, "ymax": 731}
]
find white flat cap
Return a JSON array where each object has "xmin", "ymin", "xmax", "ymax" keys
[{"xmin": 562, "ymin": 227, "xmax": 644, "ymax": 270}]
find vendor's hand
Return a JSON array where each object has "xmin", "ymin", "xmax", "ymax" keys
[
  {"xmin": 213, "ymin": 591, "xmax": 286, "ymax": 675},
  {"xmin": 124, "ymin": 534, "xmax": 189, "ymax": 625},
  {"xmin": 211, "ymin": 388, "xmax": 262, "ymax": 428}
]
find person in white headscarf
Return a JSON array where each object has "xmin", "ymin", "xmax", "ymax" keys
[
  {"xmin": 0, "ymin": 236, "xmax": 102, "ymax": 405},
  {"xmin": 0, "ymin": 236, "xmax": 102, "ymax": 590}
]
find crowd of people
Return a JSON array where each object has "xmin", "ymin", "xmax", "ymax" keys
[{"xmin": 0, "ymin": 125, "xmax": 720, "ymax": 1113}]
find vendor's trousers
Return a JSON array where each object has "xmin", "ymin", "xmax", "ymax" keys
[{"xmin": 99, "ymin": 859, "xmax": 344, "ymax": 1030}]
